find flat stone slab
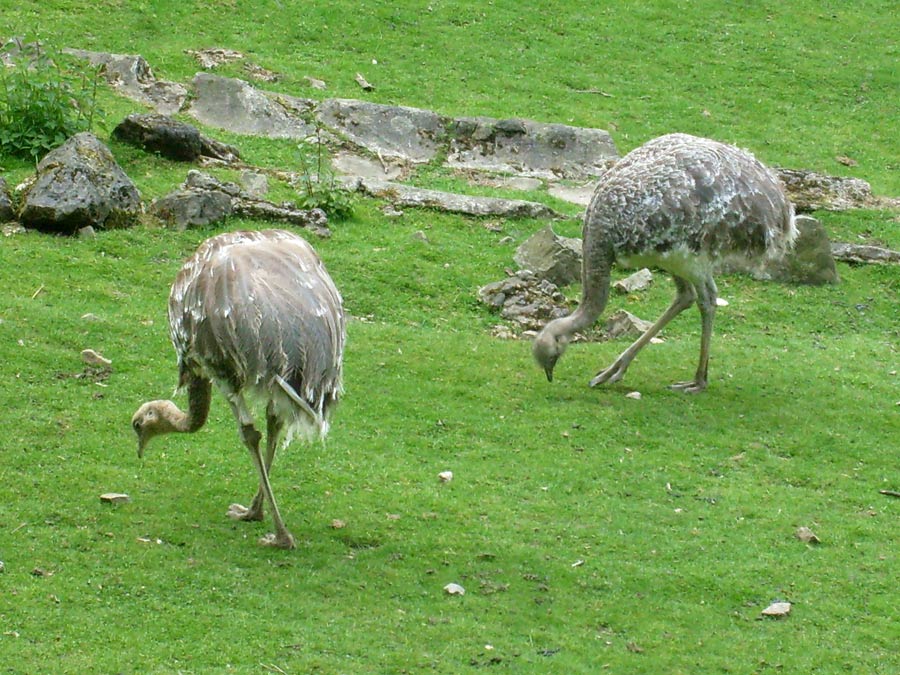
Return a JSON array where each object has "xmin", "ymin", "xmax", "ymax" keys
[
  {"xmin": 548, "ymin": 182, "xmax": 597, "ymax": 207},
  {"xmin": 448, "ymin": 117, "xmax": 618, "ymax": 179},
  {"xmin": 64, "ymin": 49, "xmax": 187, "ymax": 115},
  {"xmin": 774, "ymin": 167, "xmax": 876, "ymax": 212},
  {"xmin": 831, "ymin": 242, "xmax": 900, "ymax": 264},
  {"xmin": 317, "ymin": 99, "xmax": 448, "ymax": 164},
  {"xmin": 359, "ymin": 179, "xmax": 561, "ymax": 219},
  {"xmin": 331, "ymin": 150, "xmax": 406, "ymax": 182},
  {"xmin": 188, "ymin": 73, "xmax": 317, "ymax": 139}
]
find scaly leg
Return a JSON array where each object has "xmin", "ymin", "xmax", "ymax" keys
[
  {"xmin": 590, "ymin": 277, "xmax": 696, "ymax": 387},
  {"xmin": 227, "ymin": 402, "xmax": 282, "ymax": 522},
  {"xmin": 669, "ymin": 276, "xmax": 717, "ymax": 393},
  {"xmin": 227, "ymin": 395, "xmax": 295, "ymax": 549}
]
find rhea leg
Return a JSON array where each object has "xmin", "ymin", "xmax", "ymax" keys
[
  {"xmin": 227, "ymin": 395, "xmax": 295, "ymax": 549},
  {"xmin": 590, "ymin": 277, "xmax": 696, "ymax": 387},
  {"xmin": 227, "ymin": 402, "xmax": 282, "ymax": 522},
  {"xmin": 669, "ymin": 276, "xmax": 717, "ymax": 393}
]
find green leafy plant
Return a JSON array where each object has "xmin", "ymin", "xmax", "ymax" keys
[
  {"xmin": 0, "ymin": 43, "xmax": 102, "ymax": 162},
  {"xmin": 294, "ymin": 127, "xmax": 356, "ymax": 220}
]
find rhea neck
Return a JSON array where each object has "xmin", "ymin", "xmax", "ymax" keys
[
  {"xmin": 164, "ymin": 375, "xmax": 212, "ymax": 432},
  {"xmin": 553, "ymin": 250, "xmax": 613, "ymax": 337},
  {"xmin": 134, "ymin": 376, "xmax": 212, "ymax": 456}
]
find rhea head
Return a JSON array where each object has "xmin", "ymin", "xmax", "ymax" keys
[{"xmin": 532, "ymin": 320, "xmax": 570, "ymax": 382}]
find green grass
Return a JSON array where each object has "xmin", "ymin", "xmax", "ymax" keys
[{"xmin": 1, "ymin": 2, "xmax": 898, "ymax": 674}]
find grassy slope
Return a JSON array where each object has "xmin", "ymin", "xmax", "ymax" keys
[{"xmin": 1, "ymin": 2, "xmax": 898, "ymax": 674}]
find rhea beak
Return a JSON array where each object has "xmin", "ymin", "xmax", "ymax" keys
[
  {"xmin": 544, "ymin": 365, "xmax": 554, "ymax": 382},
  {"xmin": 134, "ymin": 421, "xmax": 146, "ymax": 459}
]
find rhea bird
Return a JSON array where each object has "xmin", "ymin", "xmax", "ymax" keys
[
  {"xmin": 533, "ymin": 133, "xmax": 797, "ymax": 393},
  {"xmin": 132, "ymin": 229, "xmax": 345, "ymax": 549}
]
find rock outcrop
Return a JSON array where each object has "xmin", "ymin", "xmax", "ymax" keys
[
  {"xmin": 63, "ymin": 49, "xmax": 187, "ymax": 115},
  {"xmin": 18, "ymin": 133, "xmax": 142, "ymax": 234},
  {"xmin": 513, "ymin": 225, "xmax": 583, "ymax": 286},
  {"xmin": 357, "ymin": 179, "xmax": 561, "ymax": 219},
  {"xmin": 831, "ymin": 243, "xmax": 900, "ymax": 265},
  {"xmin": 189, "ymin": 73, "xmax": 317, "ymax": 139},
  {"xmin": 775, "ymin": 168, "xmax": 878, "ymax": 212},
  {"xmin": 112, "ymin": 113, "xmax": 240, "ymax": 162},
  {"xmin": 0, "ymin": 178, "xmax": 14, "ymax": 222},
  {"xmin": 148, "ymin": 170, "xmax": 329, "ymax": 236},
  {"xmin": 448, "ymin": 117, "xmax": 618, "ymax": 179},
  {"xmin": 478, "ymin": 270, "xmax": 573, "ymax": 334}
]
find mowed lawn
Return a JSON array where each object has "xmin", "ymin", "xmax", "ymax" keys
[{"xmin": 0, "ymin": 1, "xmax": 898, "ymax": 673}]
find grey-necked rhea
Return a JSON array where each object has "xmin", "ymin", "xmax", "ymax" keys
[{"xmin": 533, "ymin": 133, "xmax": 796, "ymax": 393}]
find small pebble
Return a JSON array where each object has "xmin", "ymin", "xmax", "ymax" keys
[
  {"xmin": 761, "ymin": 601, "xmax": 791, "ymax": 617},
  {"xmin": 82, "ymin": 349, "xmax": 112, "ymax": 367}
]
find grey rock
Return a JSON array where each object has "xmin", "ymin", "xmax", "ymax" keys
[
  {"xmin": 185, "ymin": 47, "xmax": 244, "ymax": 69},
  {"xmin": 78, "ymin": 225, "xmax": 96, "ymax": 239},
  {"xmin": 605, "ymin": 309, "xmax": 654, "ymax": 339},
  {"xmin": 19, "ymin": 133, "xmax": 141, "ymax": 234},
  {"xmin": 478, "ymin": 270, "xmax": 573, "ymax": 334},
  {"xmin": 304, "ymin": 76, "xmax": 327, "ymax": 90},
  {"xmin": 113, "ymin": 113, "xmax": 241, "ymax": 163},
  {"xmin": 232, "ymin": 200, "xmax": 329, "ymax": 237},
  {"xmin": 0, "ymin": 177, "xmax": 14, "ymax": 222},
  {"xmin": 448, "ymin": 117, "xmax": 618, "ymax": 179},
  {"xmin": 64, "ymin": 49, "xmax": 187, "ymax": 115},
  {"xmin": 331, "ymin": 151, "xmax": 406, "ymax": 181},
  {"xmin": 613, "ymin": 268, "xmax": 653, "ymax": 294},
  {"xmin": 150, "ymin": 170, "xmax": 329, "ymax": 236},
  {"xmin": 240, "ymin": 170, "xmax": 269, "ymax": 198},
  {"xmin": 470, "ymin": 175, "xmax": 544, "ymax": 192},
  {"xmin": 2, "ymin": 223, "xmax": 27, "ymax": 237},
  {"xmin": 831, "ymin": 242, "xmax": 900, "ymax": 265},
  {"xmin": 113, "ymin": 114, "xmax": 203, "ymax": 161},
  {"xmin": 359, "ymin": 179, "xmax": 560, "ymax": 219},
  {"xmin": 775, "ymin": 168, "xmax": 875, "ymax": 212},
  {"xmin": 514, "ymin": 225, "xmax": 583, "ymax": 286},
  {"xmin": 183, "ymin": 170, "xmax": 242, "ymax": 196},
  {"xmin": 548, "ymin": 181, "xmax": 597, "ymax": 207},
  {"xmin": 317, "ymin": 99, "xmax": 448, "ymax": 164},
  {"xmin": 1, "ymin": 37, "xmax": 43, "ymax": 67},
  {"xmin": 188, "ymin": 73, "xmax": 317, "ymax": 139},
  {"xmin": 149, "ymin": 186, "xmax": 233, "ymax": 230}
]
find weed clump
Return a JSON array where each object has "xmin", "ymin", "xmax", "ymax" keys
[
  {"xmin": 0, "ymin": 40, "xmax": 102, "ymax": 162},
  {"xmin": 294, "ymin": 127, "xmax": 355, "ymax": 221}
]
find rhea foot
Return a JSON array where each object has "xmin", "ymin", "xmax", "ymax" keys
[
  {"xmin": 259, "ymin": 532, "xmax": 296, "ymax": 549},
  {"xmin": 227, "ymin": 502, "xmax": 264, "ymax": 521},
  {"xmin": 589, "ymin": 361, "xmax": 628, "ymax": 387},
  {"xmin": 668, "ymin": 380, "xmax": 707, "ymax": 394}
]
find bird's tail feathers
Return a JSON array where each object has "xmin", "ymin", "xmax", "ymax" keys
[{"xmin": 273, "ymin": 374, "xmax": 329, "ymax": 444}]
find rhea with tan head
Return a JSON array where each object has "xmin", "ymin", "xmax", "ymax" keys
[{"xmin": 132, "ymin": 229, "xmax": 346, "ymax": 549}]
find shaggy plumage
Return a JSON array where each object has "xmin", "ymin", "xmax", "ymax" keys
[
  {"xmin": 132, "ymin": 229, "xmax": 345, "ymax": 549},
  {"xmin": 533, "ymin": 133, "xmax": 796, "ymax": 392}
]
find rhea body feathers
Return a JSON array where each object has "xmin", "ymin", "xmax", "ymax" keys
[
  {"xmin": 132, "ymin": 229, "xmax": 345, "ymax": 549},
  {"xmin": 533, "ymin": 133, "xmax": 796, "ymax": 392}
]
